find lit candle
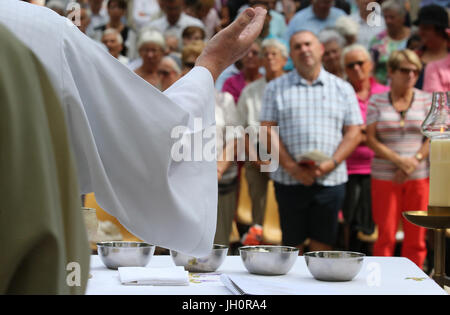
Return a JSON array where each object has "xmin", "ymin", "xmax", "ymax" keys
[{"xmin": 429, "ymin": 139, "xmax": 450, "ymax": 207}]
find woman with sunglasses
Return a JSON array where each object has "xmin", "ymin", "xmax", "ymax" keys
[
  {"xmin": 366, "ymin": 49, "xmax": 432, "ymax": 269},
  {"xmin": 340, "ymin": 44, "xmax": 389, "ymax": 253}
]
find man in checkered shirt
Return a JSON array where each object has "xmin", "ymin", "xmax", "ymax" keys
[{"xmin": 260, "ymin": 30, "xmax": 363, "ymax": 253}]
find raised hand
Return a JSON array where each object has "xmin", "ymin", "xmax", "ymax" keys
[{"xmin": 196, "ymin": 7, "xmax": 267, "ymax": 81}]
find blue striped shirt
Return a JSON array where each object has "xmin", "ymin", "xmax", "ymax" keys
[{"xmin": 260, "ymin": 68, "xmax": 363, "ymax": 186}]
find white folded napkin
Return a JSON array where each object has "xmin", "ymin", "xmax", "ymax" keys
[{"xmin": 118, "ymin": 266, "xmax": 189, "ymax": 286}]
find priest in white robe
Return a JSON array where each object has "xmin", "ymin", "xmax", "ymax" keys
[{"xmin": 0, "ymin": 0, "xmax": 266, "ymax": 284}]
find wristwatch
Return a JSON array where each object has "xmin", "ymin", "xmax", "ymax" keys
[
  {"xmin": 332, "ymin": 158, "xmax": 339, "ymax": 169},
  {"xmin": 415, "ymin": 152, "xmax": 424, "ymax": 162}
]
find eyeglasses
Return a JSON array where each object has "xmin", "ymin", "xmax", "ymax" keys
[
  {"xmin": 345, "ymin": 60, "xmax": 366, "ymax": 69},
  {"xmin": 158, "ymin": 70, "xmax": 171, "ymax": 77},
  {"xmin": 397, "ymin": 67, "xmax": 420, "ymax": 76}
]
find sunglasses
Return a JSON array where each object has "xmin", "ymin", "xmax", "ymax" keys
[
  {"xmin": 397, "ymin": 67, "xmax": 420, "ymax": 75},
  {"xmin": 345, "ymin": 60, "xmax": 366, "ymax": 69}
]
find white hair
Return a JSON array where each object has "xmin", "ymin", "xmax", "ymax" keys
[
  {"xmin": 341, "ymin": 43, "xmax": 372, "ymax": 69},
  {"xmin": 261, "ymin": 38, "xmax": 289, "ymax": 59},
  {"xmin": 318, "ymin": 29, "xmax": 346, "ymax": 48},
  {"xmin": 335, "ymin": 16, "xmax": 359, "ymax": 38},
  {"xmin": 137, "ymin": 29, "xmax": 166, "ymax": 51},
  {"xmin": 102, "ymin": 28, "xmax": 123, "ymax": 45}
]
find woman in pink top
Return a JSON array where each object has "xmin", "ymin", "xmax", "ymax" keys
[
  {"xmin": 366, "ymin": 50, "xmax": 432, "ymax": 269},
  {"xmin": 423, "ymin": 54, "xmax": 450, "ymax": 92},
  {"xmin": 222, "ymin": 41, "xmax": 263, "ymax": 103},
  {"xmin": 341, "ymin": 44, "xmax": 389, "ymax": 252}
]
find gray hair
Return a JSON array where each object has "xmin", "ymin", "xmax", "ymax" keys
[
  {"xmin": 102, "ymin": 28, "xmax": 123, "ymax": 45},
  {"xmin": 341, "ymin": 43, "xmax": 372, "ymax": 69},
  {"xmin": 162, "ymin": 56, "xmax": 182, "ymax": 74},
  {"xmin": 261, "ymin": 38, "xmax": 289, "ymax": 59},
  {"xmin": 381, "ymin": 0, "xmax": 407, "ymax": 17},
  {"xmin": 137, "ymin": 29, "xmax": 166, "ymax": 51},
  {"xmin": 46, "ymin": 0, "xmax": 65, "ymax": 10},
  {"xmin": 164, "ymin": 30, "xmax": 181, "ymax": 52},
  {"xmin": 318, "ymin": 29, "xmax": 346, "ymax": 48}
]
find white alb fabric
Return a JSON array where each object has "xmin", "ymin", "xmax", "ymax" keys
[{"xmin": 0, "ymin": 0, "xmax": 217, "ymax": 257}]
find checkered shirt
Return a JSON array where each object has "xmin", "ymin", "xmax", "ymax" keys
[{"xmin": 260, "ymin": 68, "xmax": 363, "ymax": 186}]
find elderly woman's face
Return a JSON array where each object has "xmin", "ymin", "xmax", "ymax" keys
[
  {"xmin": 344, "ymin": 49, "xmax": 373, "ymax": 85},
  {"xmin": 158, "ymin": 59, "xmax": 180, "ymax": 91},
  {"xmin": 139, "ymin": 42, "xmax": 164, "ymax": 66},
  {"xmin": 389, "ymin": 60, "xmax": 420, "ymax": 89},
  {"xmin": 322, "ymin": 40, "xmax": 342, "ymax": 72},
  {"xmin": 383, "ymin": 8, "xmax": 405, "ymax": 32},
  {"xmin": 262, "ymin": 46, "xmax": 287, "ymax": 75},
  {"xmin": 242, "ymin": 42, "xmax": 262, "ymax": 71},
  {"xmin": 102, "ymin": 32, "xmax": 122, "ymax": 57}
]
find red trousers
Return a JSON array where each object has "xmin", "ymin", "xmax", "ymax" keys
[{"xmin": 371, "ymin": 178, "xmax": 429, "ymax": 269}]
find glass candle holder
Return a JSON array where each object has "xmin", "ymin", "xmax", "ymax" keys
[{"xmin": 422, "ymin": 92, "xmax": 450, "ymax": 207}]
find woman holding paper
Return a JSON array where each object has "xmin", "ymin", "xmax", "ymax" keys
[{"xmin": 366, "ymin": 49, "xmax": 432, "ymax": 268}]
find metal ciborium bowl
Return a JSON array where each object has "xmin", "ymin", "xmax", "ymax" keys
[
  {"xmin": 304, "ymin": 251, "xmax": 365, "ymax": 282},
  {"xmin": 170, "ymin": 244, "xmax": 228, "ymax": 272},
  {"xmin": 239, "ymin": 245, "xmax": 299, "ymax": 275},
  {"xmin": 96, "ymin": 241, "xmax": 155, "ymax": 270}
]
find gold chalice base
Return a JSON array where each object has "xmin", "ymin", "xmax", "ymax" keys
[
  {"xmin": 403, "ymin": 211, "xmax": 450, "ymax": 229},
  {"xmin": 403, "ymin": 207, "xmax": 450, "ymax": 288}
]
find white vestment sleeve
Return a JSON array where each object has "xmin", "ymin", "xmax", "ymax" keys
[
  {"xmin": 62, "ymin": 25, "xmax": 217, "ymax": 256},
  {"xmin": 0, "ymin": 0, "xmax": 217, "ymax": 256}
]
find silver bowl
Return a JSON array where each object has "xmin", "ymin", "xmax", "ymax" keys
[
  {"xmin": 97, "ymin": 241, "xmax": 155, "ymax": 270},
  {"xmin": 304, "ymin": 251, "xmax": 365, "ymax": 281},
  {"xmin": 239, "ymin": 245, "xmax": 299, "ymax": 275},
  {"xmin": 170, "ymin": 244, "xmax": 228, "ymax": 272}
]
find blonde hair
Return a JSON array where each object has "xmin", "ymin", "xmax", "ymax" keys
[
  {"xmin": 181, "ymin": 40, "xmax": 206, "ymax": 64},
  {"xmin": 387, "ymin": 49, "xmax": 423, "ymax": 72}
]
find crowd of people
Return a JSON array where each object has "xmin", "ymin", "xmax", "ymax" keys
[{"xmin": 38, "ymin": 0, "xmax": 449, "ymax": 271}]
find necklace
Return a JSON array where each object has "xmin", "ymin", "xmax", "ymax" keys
[{"xmin": 388, "ymin": 91, "xmax": 415, "ymax": 128}]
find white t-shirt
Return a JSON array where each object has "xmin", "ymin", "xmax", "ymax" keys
[{"xmin": 237, "ymin": 77, "xmax": 267, "ymax": 129}]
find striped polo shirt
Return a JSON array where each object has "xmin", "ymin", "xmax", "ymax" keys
[{"xmin": 366, "ymin": 89, "xmax": 432, "ymax": 181}]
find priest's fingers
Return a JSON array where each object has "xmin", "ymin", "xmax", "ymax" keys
[
  {"xmin": 226, "ymin": 8, "xmax": 256, "ymax": 38},
  {"xmin": 228, "ymin": 7, "xmax": 266, "ymax": 45}
]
